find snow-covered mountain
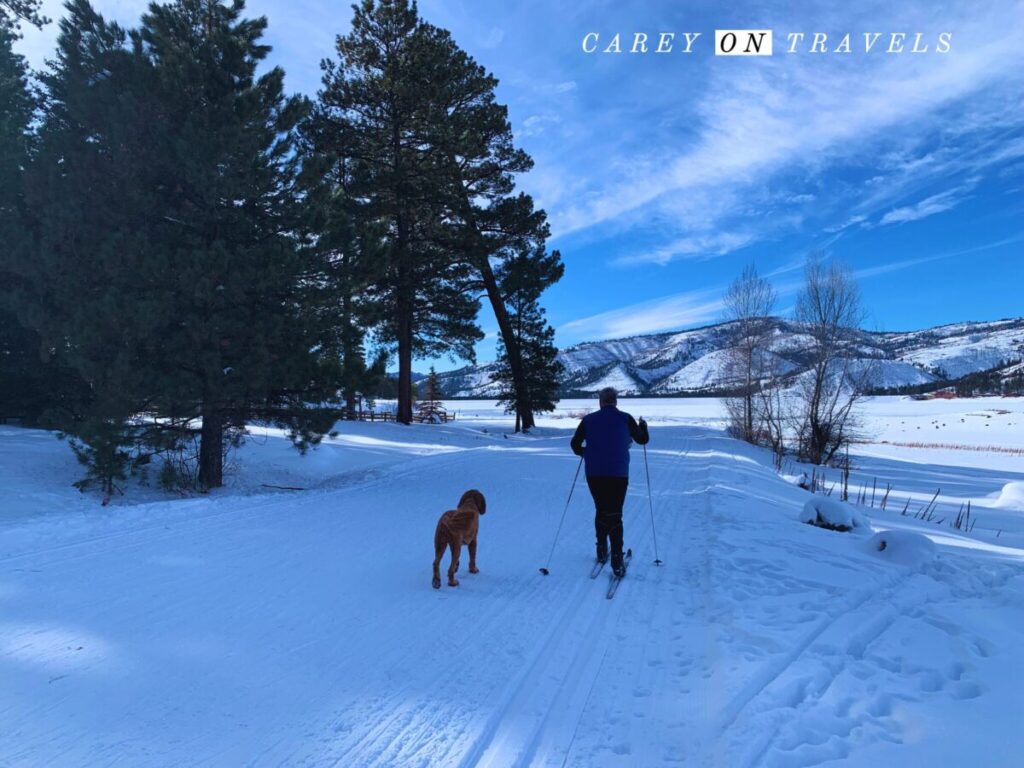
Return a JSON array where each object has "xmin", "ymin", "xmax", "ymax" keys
[{"xmin": 437, "ymin": 317, "xmax": 1024, "ymax": 397}]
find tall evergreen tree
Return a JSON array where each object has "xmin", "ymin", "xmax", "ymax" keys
[
  {"xmin": 0, "ymin": 18, "xmax": 84, "ymax": 425},
  {"xmin": 411, "ymin": 20, "xmax": 556, "ymax": 431},
  {"xmin": 299, "ymin": 149, "xmax": 387, "ymax": 418},
  {"xmin": 10, "ymin": 0, "xmax": 152, "ymax": 493},
  {"xmin": 16, "ymin": 0, "xmax": 340, "ymax": 492},
  {"xmin": 0, "ymin": 18, "xmax": 34, "ymax": 420},
  {"xmin": 493, "ymin": 246, "xmax": 564, "ymax": 431},
  {"xmin": 130, "ymin": 0, "xmax": 341, "ymax": 488},
  {"xmin": 312, "ymin": 0, "xmax": 481, "ymax": 424}
]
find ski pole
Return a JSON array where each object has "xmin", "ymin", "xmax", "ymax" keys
[
  {"xmin": 643, "ymin": 440, "xmax": 663, "ymax": 566},
  {"xmin": 539, "ymin": 456, "xmax": 583, "ymax": 575}
]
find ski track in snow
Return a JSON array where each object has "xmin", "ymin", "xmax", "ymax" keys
[{"xmin": 2, "ymin": 416, "xmax": 1024, "ymax": 767}]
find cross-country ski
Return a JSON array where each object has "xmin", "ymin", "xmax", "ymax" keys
[{"xmin": 606, "ymin": 548, "xmax": 633, "ymax": 599}]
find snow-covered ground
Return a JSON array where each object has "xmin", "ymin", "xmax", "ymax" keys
[{"xmin": 2, "ymin": 396, "xmax": 1023, "ymax": 766}]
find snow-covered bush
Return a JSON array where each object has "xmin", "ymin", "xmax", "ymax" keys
[
  {"xmin": 864, "ymin": 530, "xmax": 936, "ymax": 567},
  {"xmin": 992, "ymin": 482, "xmax": 1024, "ymax": 511},
  {"xmin": 800, "ymin": 497, "xmax": 868, "ymax": 532}
]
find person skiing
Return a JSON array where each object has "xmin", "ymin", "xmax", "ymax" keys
[{"xmin": 570, "ymin": 387, "xmax": 649, "ymax": 577}]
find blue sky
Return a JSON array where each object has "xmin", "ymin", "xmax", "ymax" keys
[{"xmin": 16, "ymin": 0, "xmax": 1024, "ymax": 367}]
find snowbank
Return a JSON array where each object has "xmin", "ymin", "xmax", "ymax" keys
[
  {"xmin": 782, "ymin": 471, "xmax": 809, "ymax": 488},
  {"xmin": 864, "ymin": 529, "xmax": 937, "ymax": 567},
  {"xmin": 800, "ymin": 497, "xmax": 869, "ymax": 532},
  {"xmin": 992, "ymin": 481, "xmax": 1024, "ymax": 511}
]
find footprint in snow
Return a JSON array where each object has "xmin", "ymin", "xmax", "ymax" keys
[{"xmin": 952, "ymin": 681, "xmax": 983, "ymax": 700}]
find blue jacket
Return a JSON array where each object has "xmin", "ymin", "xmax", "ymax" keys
[{"xmin": 570, "ymin": 406, "xmax": 649, "ymax": 478}]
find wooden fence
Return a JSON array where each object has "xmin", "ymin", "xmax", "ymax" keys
[{"xmin": 338, "ymin": 410, "xmax": 457, "ymax": 423}]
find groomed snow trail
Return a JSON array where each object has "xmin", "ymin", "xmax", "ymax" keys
[{"xmin": 2, "ymin": 421, "xmax": 1023, "ymax": 766}]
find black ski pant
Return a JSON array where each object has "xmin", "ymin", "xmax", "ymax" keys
[{"xmin": 586, "ymin": 475, "xmax": 628, "ymax": 559}]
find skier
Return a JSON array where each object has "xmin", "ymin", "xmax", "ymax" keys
[{"xmin": 570, "ymin": 387, "xmax": 649, "ymax": 577}]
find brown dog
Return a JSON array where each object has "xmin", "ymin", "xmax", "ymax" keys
[{"xmin": 432, "ymin": 489, "xmax": 486, "ymax": 589}]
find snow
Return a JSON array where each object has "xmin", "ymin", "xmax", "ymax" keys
[
  {"xmin": 855, "ymin": 358, "xmax": 938, "ymax": 389},
  {"xmin": 654, "ymin": 348, "xmax": 735, "ymax": 391},
  {"xmin": 584, "ymin": 363, "xmax": 641, "ymax": 394},
  {"xmin": 864, "ymin": 529, "xmax": 937, "ymax": 567},
  {"xmin": 992, "ymin": 481, "xmax": 1024, "ymax": 511},
  {"xmin": 3, "ymin": 396, "xmax": 1024, "ymax": 765},
  {"xmin": 896, "ymin": 321, "xmax": 1023, "ymax": 379},
  {"xmin": 800, "ymin": 496, "xmax": 870, "ymax": 531}
]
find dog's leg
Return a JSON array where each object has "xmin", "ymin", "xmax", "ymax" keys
[
  {"xmin": 432, "ymin": 543, "xmax": 444, "ymax": 589},
  {"xmin": 468, "ymin": 538, "xmax": 479, "ymax": 574},
  {"xmin": 432, "ymin": 524, "xmax": 445, "ymax": 589},
  {"xmin": 447, "ymin": 539, "xmax": 461, "ymax": 587}
]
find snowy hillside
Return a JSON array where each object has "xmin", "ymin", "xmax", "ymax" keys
[
  {"xmin": 3, "ymin": 397, "xmax": 1024, "ymax": 766},
  {"xmin": 437, "ymin": 317, "xmax": 1024, "ymax": 396}
]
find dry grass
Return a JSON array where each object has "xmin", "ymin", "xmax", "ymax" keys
[{"xmin": 864, "ymin": 440, "xmax": 1024, "ymax": 455}]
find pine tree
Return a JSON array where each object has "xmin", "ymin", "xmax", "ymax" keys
[
  {"xmin": 17, "ymin": 0, "xmax": 341, "ymax": 492},
  {"xmin": 312, "ymin": 0, "xmax": 482, "ymax": 425},
  {"xmin": 1, "ymin": 19, "xmax": 94, "ymax": 427},
  {"xmin": 415, "ymin": 365, "xmax": 446, "ymax": 423},
  {"xmin": 0, "ymin": 18, "xmax": 42, "ymax": 422},
  {"xmin": 130, "ymin": 0, "xmax": 341, "ymax": 488},
  {"xmin": 299, "ymin": 121, "xmax": 388, "ymax": 419},
  {"xmin": 493, "ymin": 246, "xmax": 564, "ymax": 431},
  {"xmin": 8, "ymin": 1, "xmax": 152, "ymax": 495},
  {"xmin": 412, "ymin": 19, "xmax": 556, "ymax": 431},
  {"xmin": 0, "ymin": 0, "xmax": 49, "ymax": 29}
]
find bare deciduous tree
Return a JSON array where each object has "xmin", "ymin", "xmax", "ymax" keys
[
  {"xmin": 723, "ymin": 264, "xmax": 777, "ymax": 443},
  {"xmin": 754, "ymin": 366, "xmax": 789, "ymax": 468},
  {"xmin": 793, "ymin": 256, "xmax": 868, "ymax": 465}
]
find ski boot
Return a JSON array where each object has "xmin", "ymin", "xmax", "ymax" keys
[{"xmin": 611, "ymin": 550, "xmax": 626, "ymax": 578}]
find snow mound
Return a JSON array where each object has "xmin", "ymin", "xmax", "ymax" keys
[
  {"xmin": 782, "ymin": 472, "xmax": 808, "ymax": 487},
  {"xmin": 864, "ymin": 530, "xmax": 937, "ymax": 567},
  {"xmin": 992, "ymin": 482, "xmax": 1024, "ymax": 511},
  {"xmin": 800, "ymin": 497, "xmax": 868, "ymax": 532}
]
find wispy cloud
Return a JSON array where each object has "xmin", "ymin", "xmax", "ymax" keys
[
  {"xmin": 846, "ymin": 235, "xmax": 1023, "ymax": 280},
  {"xmin": 560, "ymin": 289, "xmax": 727, "ymax": 340},
  {"xmin": 520, "ymin": 113, "xmax": 562, "ymax": 137},
  {"xmin": 877, "ymin": 185, "xmax": 974, "ymax": 226},
  {"xmin": 613, "ymin": 231, "xmax": 755, "ymax": 266}
]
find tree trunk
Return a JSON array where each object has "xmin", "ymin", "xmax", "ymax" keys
[
  {"xmin": 397, "ymin": 310, "xmax": 413, "ymax": 424},
  {"xmin": 342, "ymin": 291, "xmax": 357, "ymax": 420},
  {"xmin": 394, "ymin": 209, "xmax": 414, "ymax": 425},
  {"xmin": 198, "ymin": 406, "xmax": 224, "ymax": 490},
  {"xmin": 478, "ymin": 258, "xmax": 534, "ymax": 431}
]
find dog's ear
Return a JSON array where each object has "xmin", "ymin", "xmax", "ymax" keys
[{"xmin": 460, "ymin": 489, "xmax": 486, "ymax": 514}]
